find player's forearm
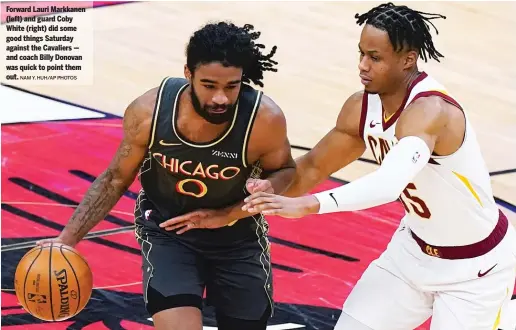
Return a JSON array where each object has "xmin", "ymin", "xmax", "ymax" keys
[
  {"xmin": 59, "ymin": 169, "xmax": 127, "ymax": 245},
  {"xmin": 282, "ymin": 155, "xmax": 325, "ymax": 197},
  {"xmin": 266, "ymin": 165, "xmax": 297, "ymax": 195},
  {"xmin": 309, "ymin": 169, "xmax": 402, "ymax": 214},
  {"xmin": 283, "ymin": 172, "xmax": 323, "ymax": 197},
  {"xmin": 313, "ymin": 136, "xmax": 430, "ymax": 214}
]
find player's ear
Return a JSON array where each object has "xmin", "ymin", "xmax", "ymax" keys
[
  {"xmin": 404, "ymin": 50, "xmax": 418, "ymax": 70},
  {"xmin": 184, "ymin": 65, "xmax": 192, "ymax": 83}
]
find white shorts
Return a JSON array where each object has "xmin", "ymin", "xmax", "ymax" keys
[{"xmin": 341, "ymin": 214, "xmax": 516, "ymax": 330}]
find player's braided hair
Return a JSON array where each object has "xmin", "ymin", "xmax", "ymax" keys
[
  {"xmin": 355, "ymin": 2, "xmax": 446, "ymax": 62},
  {"xmin": 186, "ymin": 21, "xmax": 278, "ymax": 87}
]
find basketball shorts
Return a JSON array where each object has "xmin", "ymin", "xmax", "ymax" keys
[
  {"xmin": 339, "ymin": 210, "xmax": 516, "ymax": 330},
  {"xmin": 133, "ymin": 218, "xmax": 274, "ymax": 321}
]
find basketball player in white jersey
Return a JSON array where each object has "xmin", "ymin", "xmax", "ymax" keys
[{"xmin": 242, "ymin": 3, "xmax": 516, "ymax": 329}]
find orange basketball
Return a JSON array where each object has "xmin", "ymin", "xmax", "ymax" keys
[{"xmin": 14, "ymin": 242, "xmax": 93, "ymax": 321}]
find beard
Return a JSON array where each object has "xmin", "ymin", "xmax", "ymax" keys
[{"xmin": 190, "ymin": 85, "xmax": 238, "ymax": 125}]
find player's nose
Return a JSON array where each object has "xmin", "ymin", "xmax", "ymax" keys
[
  {"xmin": 358, "ymin": 56, "xmax": 369, "ymax": 72},
  {"xmin": 212, "ymin": 90, "xmax": 228, "ymax": 104}
]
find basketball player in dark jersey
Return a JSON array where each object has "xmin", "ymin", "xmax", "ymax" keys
[{"xmin": 37, "ymin": 22, "xmax": 296, "ymax": 330}]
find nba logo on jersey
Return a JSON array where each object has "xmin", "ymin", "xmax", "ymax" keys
[
  {"xmin": 144, "ymin": 210, "xmax": 152, "ymax": 220},
  {"xmin": 412, "ymin": 152, "xmax": 420, "ymax": 163}
]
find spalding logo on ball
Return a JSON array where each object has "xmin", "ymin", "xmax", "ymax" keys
[{"xmin": 14, "ymin": 242, "xmax": 93, "ymax": 321}]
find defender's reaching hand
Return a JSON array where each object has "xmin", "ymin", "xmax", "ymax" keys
[{"xmin": 242, "ymin": 192, "xmax": 320, "ymax": 218}]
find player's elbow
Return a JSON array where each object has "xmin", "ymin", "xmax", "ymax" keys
[
  {"xmin": 386, "ymin": 185, "xmax": 405, "ymax": 204},
  {"xmin": 391, "ymin": 178, "xmax": 410, "ymax": 200},
  {"xmin": 375, "ymin": 182, "xmax": 403, "ymax": 206},
  {"xmin": 103, "ymin": 168, "xmax": 135, "ymax": 193},
  {"xmin": 375, "ymin": 168, "xmax": 410, "ymax": 204}
]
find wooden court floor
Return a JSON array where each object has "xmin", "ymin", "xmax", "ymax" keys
[{"xmin": 11, "ymin": 0, "xmax": 516, "ymax": 224}]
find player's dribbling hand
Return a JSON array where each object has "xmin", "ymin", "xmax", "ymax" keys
[
  {"xmin": 35, "ymin": 237, "xmax": 74, "ymax": 247},
  {"xmin": 242, "ymin": 192, "xmax": 320, "ymax": 218}
]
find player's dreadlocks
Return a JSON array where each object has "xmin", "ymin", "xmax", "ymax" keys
[
  {"xmin": 186, "ymin": 21, "xmax": 278, "ymax": 87},
  {"xmin": 355, "ymin": 2, "xmax": 446, "ymax": 62}
]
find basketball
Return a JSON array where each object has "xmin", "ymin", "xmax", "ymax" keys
[{"xmin": 14, "ymin": 243, "xmax": 93, "ymax": 321}]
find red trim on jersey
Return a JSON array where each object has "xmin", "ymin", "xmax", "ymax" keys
[
  {"xmin": 410, "ymin": 209, "xmax": 508, "ymax": 259},
  {"xmin": 408, "ymin": 90, "xmax": 464, "ymax": 111},
  {"xmin": 358, "ymin": 92, "xmax": 368, "ymax": 140},
  {"xmin": 382, "ymin": 72, "xmax": 428, "ymax": 131}
]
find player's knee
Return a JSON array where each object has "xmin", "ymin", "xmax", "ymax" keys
[
  {"xmin": 152, "ymin": 305, "xmax": 202, "ymax": 330},
  {"xmin": 334, "ymin": 311, "xmax": 373, "ymax": 330},
  {"xmin": 146, "ymin": 285, "xmax": 203, "ymax": 330},
  {"xmin": 216, "ymin": 305, "xmax": 271, "ymax": 330}
]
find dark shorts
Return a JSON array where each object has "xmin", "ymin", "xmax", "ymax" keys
[{"xmin": 134, "ymin": 217, "xmax": 274, "ymax": 321}]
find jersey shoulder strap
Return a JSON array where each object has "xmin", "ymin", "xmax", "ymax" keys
[
  {"xmin": 148, "ymin": 77, "xmax": 188, "ymax": 149},
  {"xmin": 233, "ymin": 84, "xmax": 263, "ymax": 168}
]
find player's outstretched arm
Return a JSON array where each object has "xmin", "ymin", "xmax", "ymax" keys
[
  {"xmin": 282, "ymin": 91, "xmax": 367, "ymax": 197},
  {"xmin": 37, "ymin": 89, "xmax": 156, "ymax": 247},
  {"xmin": 243, "ymin": 96, "xmax": 449, "ymax": 218}
]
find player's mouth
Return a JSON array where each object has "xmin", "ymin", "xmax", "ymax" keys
[
  {"xmin": 359, "ymin": 74, "xmax": 372, "ymax": 86},
  {"xmin": 209, "ymin": 107, "xmax": 227, "ymax": 114}
]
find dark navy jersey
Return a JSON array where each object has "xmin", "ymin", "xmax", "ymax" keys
[{"xmin": 136, "ymin": 77, "xmax": 264, "ymax": 227}]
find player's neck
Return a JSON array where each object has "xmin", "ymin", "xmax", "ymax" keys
[{"xmin": 379, "ymin": 70, "xmax": 421, "ymax": 118}]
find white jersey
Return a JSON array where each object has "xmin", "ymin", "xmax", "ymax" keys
[{"xmin": 360, "ymin": 72, "xmax": 499, "ymax": 246}]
